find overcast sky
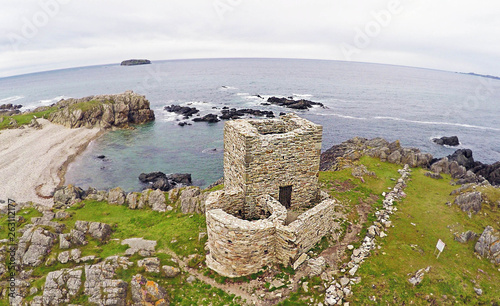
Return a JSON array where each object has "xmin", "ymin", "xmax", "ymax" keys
[{"xmin": 1, "ymin": 0, "xmax": 499, "ymax": 78}]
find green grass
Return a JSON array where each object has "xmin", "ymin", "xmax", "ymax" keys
[
  {"xmin": 0, "ymin": 206, "xmax": 42, "ymax": 240},
  {"xmin": 204, "ymin": 184, "xmax": 224, "ymax": 193},
  {"xmin": 60, "ymin": 200, "xmax": 207, "ymax": 257},
  {"xmin": 0, "ymin": 107, "xmax": 58, "ymax": 130},
  {"xmin": 68, "ymin": 99, "xmax": 108, "ymax": 112},
  {"xmin": 350, "ymin": 167, "xmax": 500, "ymax": 305}
]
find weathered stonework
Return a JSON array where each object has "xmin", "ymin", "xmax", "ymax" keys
[{"xmin": 206, "ymin": 114, "xmax": 343, "ymax": 277}]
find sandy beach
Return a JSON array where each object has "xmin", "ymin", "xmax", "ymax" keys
[{"xmin": 0, "ymin": 119, "xmax": 102, "ymax": 206}]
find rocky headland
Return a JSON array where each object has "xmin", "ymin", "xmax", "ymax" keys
[{"xmin": 45, "ymin": 90, "xmax": 155, "ymax": 129}]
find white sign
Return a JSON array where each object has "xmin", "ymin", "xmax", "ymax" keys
[{"xmin": 436, "ymin": 239, "xmax": 445, "ymax": 252}]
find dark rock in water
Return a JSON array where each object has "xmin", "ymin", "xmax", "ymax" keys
[
  {"xmin": 267, "ymin": 96, "xmax": 323, "ymax": 109},
  {"xmin": 260, "ymin": 103, "xmax": 271, "ymax": 106},
  {"xmin": 168, "ymin": 173, "xmax": 192, "ymax": 185},
  {"xmin": 164, "ymin": 104, "xmax": 199, "ymax": 118},
  {"xmin": 219, "ymin": 108, "xmax": 274, "ymax": 120},
  {"xmin": 0, "ymin": 103, "xmax": 22, "ymax": 110},
  {"xmin": 97, "ymin": 155, "xmax": 106, "ymax": 159},
  {"xmin": 152, "ymin": 177, "xmax": 170, "ymax": 191},
  {"xmin": 279, "ymin": 112, "xmax": 286, "ymax": 116},
  {"xmin": 139, "ymin": 172, "xmax": 167, "ymax": 183},
  {"xmin": 139, "ymin": 171, "xmax": 192, "ymax": 191},
  {"xmin": 178, "ymin": 122, "xmax": 191, "ymax": 127},
  {"xmin": 433, "ymin": 136, "xmax": 459, "ymax": 146},
  {"xmin": 222, "ymin": 106, "xmax": 229, "ymax": 110},
  {"xmin": 447, "ymin": 149, "xmax": 475, "ymax": 169},
  {"xmin": 120, "ymin": 59, "xmax": 151, "ymax": 66},
  {"xmin": 193, "ymin": 114, "xmax": 220, "ymax": 123}
]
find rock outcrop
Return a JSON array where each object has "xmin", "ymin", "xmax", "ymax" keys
[
  {"xmin": 84, "ymin": 256, "xmax": 131, "ymax": 305},
  {"xmin": 475, "ymin": 226, "xmax": 500, "ymax": 264},
  {"xmin": 433, "ymin": 136, "xmax": 459, "ymax": 146},
  {"xmin": 47, "ymin": 91, "xmax": 155, "ymax": 129},
  {"xmin": 16, "ymin": 226, "xmax": 57, "ymax": 267},
  {"xmin": 454, "ymin": 191, "xmax": 482, "ymax": 213},
  {"xmin": 42, "ymin": 267, "xmax": 83, "ymax": 305},
  {"xmin": 53, "ymin": 185, "xmax": 85, "ymax": 208},
  {"xmin": 320, "ymin": 137, "xmax": 432, "ymax": 171}
]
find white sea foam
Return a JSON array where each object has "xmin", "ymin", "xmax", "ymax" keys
[
  {"xmin": 292, "ymin": 93, "xmax": 313, "ymax": 98},
  {"xmin": 39, "ymin": 96, "xmax": 67, "ymax": 105},
  {"xmin": 374, "ymin": 116, "xmax": 500, "ymax": 132},
  {"xmin": 0, "ymin": 95, "xmax": 24, "ymax": 104},
  {"xmin": 315, "ymin": 113, "xmax": 367, "ymax": 120}
]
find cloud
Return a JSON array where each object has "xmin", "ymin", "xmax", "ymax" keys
[{"xmin": 0, "ymin": 0, "xmax": 499, "ymax": 77}]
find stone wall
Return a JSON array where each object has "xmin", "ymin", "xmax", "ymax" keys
[
  {"xmin": 205, "ymin": 194, "xmax": 287, "ymax": 277},
  {"xmin": 276, "ymin": 199, "xmax": 342, "ymax": 265},
  {"xmin": 223, "ymin": 114, "xmax": 322, "ymax": 219},
  {"xmin": 206, "ymin": 194, "xmax": 342, "ymax": 277}
]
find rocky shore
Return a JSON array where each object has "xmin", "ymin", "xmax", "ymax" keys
[
  {"xmin": 0, "ymin": 91, "xmax": 156, "ymax": 206},
  {"xmin": 320, "ymin": 137, "xmax": 500, "ymax": 186}
]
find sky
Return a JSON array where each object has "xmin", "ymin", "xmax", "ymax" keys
[{"xmin": 1, "ymin": 0, "xmax": 499, "ymax": 78}]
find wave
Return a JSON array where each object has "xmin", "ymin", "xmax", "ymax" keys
[
  {"xmin": 315, "ymin": 113, "xmax": 367, "ymax": 120},
  {"xmin": 0, "ymin": 95, "xmax": 24, "ymax": 104},
  {"xmin": 39, "ymin": 96, "xmax": 66, "ymax": 105},
  {"xmin": 292, "ymin": 93, "xmax": 313, "ymax": 98},
  {"xmin": 374, "ymin": 116, "xmax": 500, "ymax": 132}
]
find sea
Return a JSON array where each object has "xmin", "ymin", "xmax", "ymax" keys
[{"xmin": 1, "ymin": 58, "xmax": 499, "ymax": 191}]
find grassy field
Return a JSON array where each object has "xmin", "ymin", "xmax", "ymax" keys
[
  {"xmin": 0, "ymin": 106, "xmax": 58, "ymax": 130},
  {"xmin": 1, "ymin": 157, "xmax": 499, "ymax": 305}
]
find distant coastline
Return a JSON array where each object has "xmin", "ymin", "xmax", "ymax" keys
[{"xmin": 460, "ymin": 72, "xmax": 500, "ymax": 81}]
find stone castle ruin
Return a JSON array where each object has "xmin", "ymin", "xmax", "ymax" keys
[{"xmin": 205, "ymin": 114, "xmax": 343, "ymax": 277}]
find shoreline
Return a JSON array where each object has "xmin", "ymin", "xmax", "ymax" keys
[{"xmin": 0, "ymin": 119, "xmax": 103, "ymax": 206}]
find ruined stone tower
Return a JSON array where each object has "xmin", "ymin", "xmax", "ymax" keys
[
  {"xmin": 223, "ymin": 114, "xmax": 323, "ymax": 219},
  {"xmin": 205, "ymin": 114, "xmax": 342, "ymax": 277}
]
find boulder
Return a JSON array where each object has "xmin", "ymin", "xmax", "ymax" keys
[
  {"xmin": 88, "ymin": 222, "xmax": 112, "ymax": 241},
  {"xmin": 447, "ymin": 149, "xmax": 475, "ymax": 170},
  {"xmin": 84, "ymin": 257, "xmax": 129, "ymax": 305},
  {"xmin": 474, "ymin": 226, "xmax": 500, "ymax": 264},
  {"xmin": 307, "ymin": 256, "xmax": 326, "ymax": 276},
  {"xmin": 424, "ymin": 172, "xmax": 443, "ymax": 180},
  {"xmin": 387, "ymin": 150, "xmax": 402, "ymax": 164},
  {"xmin": 472, "ymin": 161, "xmax": 500, "ymax": 186},
  {"xmin": 162, "ymin": 265, "xmax": 181, "ymax": 278},
  {"xmin": 180, "ymin": 187, "xmax": 204, "ymax": 214},
  {"xmin": 53, "ymin": 185, "xmax": 84, "ymax": 208},
  {"xmin": 16, "ymin": 227, "xmax": 57, "ymax": 267},
  {"xmin": 108, "ymin": 187, "xmax": 126, "ymax": 205},
  {"xmin": 433, "ymin": 136, "xmax": 459, "ymax": 146},
  {"xmin": 42, "ymin": 267, "xmax": 83, "ymax": 305},
  {"xmin": 454, "ymin": 230, "xmax": 478, "ymax": 243},
  {"xmin": 126, "ymin": 192, "xmax": 139, "ymax": 209},
  {"xmin": 454, "ymin": 192, "xmax": 482, "ymax": 213},
  {"xmin": 137, "ymin": 257, "xmax": 161, "ymax": 273},
  {"xmin": 130, "ymin": 274, "xmax": 169, "ymax": 305},
  {"xmin": 148, "ymin": 189, "xmax": 167, "ymax": 212}
]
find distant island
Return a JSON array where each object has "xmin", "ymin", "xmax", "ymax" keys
[
  {"xmin": 120, "ymin": 59, "xmax": 151, "ymax": 66},
  {"xmin": 460, "ymin": 72, "xmax": 500, "ymax": 81}
]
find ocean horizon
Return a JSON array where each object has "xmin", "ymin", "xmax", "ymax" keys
[{"xmin": 1, "ymin": 58, "xmax": 499, "ymax": 191}]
